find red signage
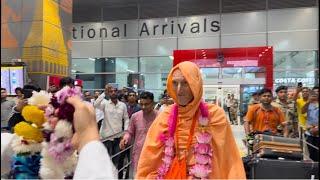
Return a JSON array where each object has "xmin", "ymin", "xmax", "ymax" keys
[{"xmin": 173, "ymin": 46, "xmax": 273, "ymax": 89}]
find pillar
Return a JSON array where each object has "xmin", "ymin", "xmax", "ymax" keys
[{"xmin": 1, "ymin": 0, "xmax": 73, "ymax": 89}]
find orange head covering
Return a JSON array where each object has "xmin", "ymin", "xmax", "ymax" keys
[
  {"xmin": 166, "ymin": 61, "xmax": 203, "ymax": 120},
  {"xmin": 136, "ymin": 62, "xmax": 246, "ymax": 179}
]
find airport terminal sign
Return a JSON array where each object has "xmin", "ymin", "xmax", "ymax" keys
[{"xmin": 72, "ymin": 15, "xmax": 220, "ymax": 40}]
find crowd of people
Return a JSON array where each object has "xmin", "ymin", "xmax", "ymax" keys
[
  {"xmin": 244, "ymin": 85, "xmax": 319, "ymax": 161},
  {"xmin": 1, "ymin": 61, "xmax": 319, "ymax": 179}
]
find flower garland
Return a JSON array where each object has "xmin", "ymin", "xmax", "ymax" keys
[
  {"xmin": 10, "ymin": 86, "xmax": 81, "ymax": 179},
  {"xmin": 10, "ymin": 91, "xmax": 51, "ymax": 179},
  {"xmin": 39, "ymin": 86, "xmax": 80, "ymax": 179},
  {"xmin": 11, "ymin": 152, "xmax": 42, "ymax": 179},
  {"xmin": 157, "ymin": 101, "xmax": 212, "ymax": 179}
]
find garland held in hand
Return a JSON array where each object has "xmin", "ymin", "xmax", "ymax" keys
[{"xmin": 10, "ymin": 86, "xmax": 81, "ymax": 179}]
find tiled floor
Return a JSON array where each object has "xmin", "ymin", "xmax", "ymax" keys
[{"xmin": 230, "ymin": 124, "xmax": 248, "ymax": 157}]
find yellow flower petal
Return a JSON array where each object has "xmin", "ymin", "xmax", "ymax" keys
[
  {"xmin": 14, "ymin": 122, "xmax": 43, "ymax": 142},
  {"xmin": 21, "ymin": 105, "xmax": 46, "ymax": 127}
]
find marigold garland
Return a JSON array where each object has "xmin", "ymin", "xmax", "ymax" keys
[
  {"xmin": 14, "ymin": 121, "xmax": 43, "ymax": 142},
  {"xmin": 21, "ymin": 105, "xmax": 45, "ymax": 127},
  {"xmin": 10, "ymin": 86, "xmax": 80, "ymax": 179}
]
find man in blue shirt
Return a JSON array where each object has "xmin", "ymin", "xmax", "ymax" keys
[{"xmin": 302, "ymin": 89, "xmax": 319, "ymax": 161}]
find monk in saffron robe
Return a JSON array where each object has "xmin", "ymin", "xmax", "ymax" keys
[{"xmin": 136, "ymin": 61, "xmax": 246, "ymax": 179}]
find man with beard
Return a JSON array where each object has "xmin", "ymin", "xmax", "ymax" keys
[
  {"xmin": 94, "ymin": 83, "xmax": 129, "ymax": 168},
  {"xmin": 244, "ymin": 88, "xmax": 288, "ymax": 137}
]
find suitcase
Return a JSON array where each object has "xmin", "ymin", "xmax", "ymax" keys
[
  {"xmin": 248, "ymin": 158, "xmax": 319, "ymax": 179},
  {"xmin": 253, "ymin": 140, "xmax": 301, "ymax": 151},
  {"xmin": 254, "ymin": 148, "xmax": 303, "ymax": 160},
  {"xmin": 254, "ymin": 134, "xmax": 301, "ymax": 145},
  {"xmin": 253, "ymin": 134, "xmax": 302, "ymax": 160}
]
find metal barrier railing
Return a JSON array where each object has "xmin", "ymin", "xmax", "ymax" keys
[
  {"xmin": 111, "ymin": 144, "xmax": 133, "ymax": 159},
  {"xmin": 298, "ymin": 127, "xmax": 319, "ymax": 160},
  {"xmin": 304, "ymin": 140, "xmax": 319, "ymax": 151},
  {"xmin": 301, "ymin": 135, "xmax": 319, "ymax": 161},
  {"xmin": 100, "ymin": 131, "xmax": 125, "ymax": 143},
  {"xmin": 100, "ymin": 131, "xmax": 133, "ymax": 179},
  {"xmin": 118, "ymin": 160, "xmax": 132, "ymax": 173}
]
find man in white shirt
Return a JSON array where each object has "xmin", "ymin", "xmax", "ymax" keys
[
  {"xmin": 94, "ymin": 83, "xmax": 129, "ymax": 167},
  {"xmin": 91, "ymin": 90, "xmax": 105, "ymax": 131}
]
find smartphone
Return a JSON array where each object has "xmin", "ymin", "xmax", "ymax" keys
[{"xmin": 297, "ymin": 82, "xmax": 303, "ymax": 87}]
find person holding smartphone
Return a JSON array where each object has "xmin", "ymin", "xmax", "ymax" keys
[
  {"xmin": 294, "ymin": 83, "xmax": 310, "ymax": 134},
  {"xmin": 7, "ymin": 84, "xmax": 40, "ymax": 132}
]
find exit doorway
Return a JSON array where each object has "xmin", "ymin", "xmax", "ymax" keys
[{"xmin": 203, "ymin": 85, "xmax": 240, "ymax": 124}]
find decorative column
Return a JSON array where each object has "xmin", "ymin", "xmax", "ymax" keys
[{"xmin": 1, "ymin": 0, "xmax": 73, "ymax": 89}]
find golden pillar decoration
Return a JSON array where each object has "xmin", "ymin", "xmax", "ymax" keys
[{"xmin": 1, "ymin": 0, "xmax": 72, "ymax": 87}]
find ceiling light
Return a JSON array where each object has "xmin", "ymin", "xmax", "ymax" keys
[{"xmin": 88, "ymin": 58, "xmax": 95, "ymax": 61}]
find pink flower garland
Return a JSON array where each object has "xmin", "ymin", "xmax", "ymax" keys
[
  {"xmin": 48, "ymin": 134, "xmax": 74, "ymax": 162},
  {"xmin": 42, "ymin": 86, "xmax": 82, "ymax": 162},
  {"xmin": 189, "ymin": 118, "xmax": 213, "ymax": 179},
  {"xmin": 157, "ymin": 137, "xmax": 175, "ymax": 179},
  {"xmin": 157, "ymin": 101, "xmax": 212, "ymax": 179}
]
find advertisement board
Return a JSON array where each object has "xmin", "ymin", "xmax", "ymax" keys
[{"xmin": 1, "ymin": 66, "xmax": 24, "ymax": 95}]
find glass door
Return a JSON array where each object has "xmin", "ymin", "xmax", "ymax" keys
[{"xmin": 203, "ymin": 85, "xmax": 240, "ymax": 124}]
